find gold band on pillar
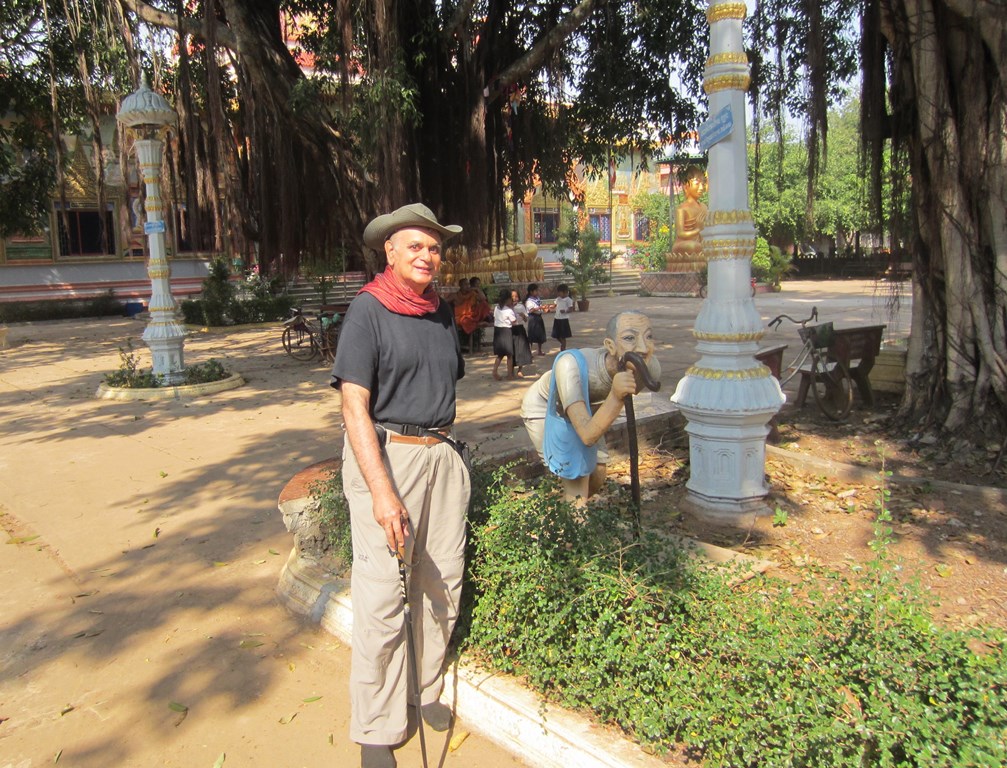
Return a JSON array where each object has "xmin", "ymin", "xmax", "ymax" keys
[{"xmin": 706, "ymin": 2, "xmax": 747, "ymax": 23}]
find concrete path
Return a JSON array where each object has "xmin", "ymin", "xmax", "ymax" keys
[{"xmin": 0, "ymin": 280, "xmax": 910, "ymax": 767}]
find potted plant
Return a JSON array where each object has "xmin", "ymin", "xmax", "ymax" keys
[{"xmin": 556, "ymin": 220, "xmax": 609, "ymax": 311}]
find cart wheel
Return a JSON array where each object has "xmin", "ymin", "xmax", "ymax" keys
[
  {"xmin": 282, "ymin": 325, "xmax": 317, "ymax": 361},
  {"xmin": 810, "ymin": 353, "xmax": 853, "ymax": 421}
]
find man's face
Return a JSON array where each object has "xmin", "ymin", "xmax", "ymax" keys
[
  {"xmin": 385, "ymin": 227, "xmax": 442, "ymax": 293},
  {"xmin": 605, "ymin": 313, "xmax": 659, "ymax": 385}
]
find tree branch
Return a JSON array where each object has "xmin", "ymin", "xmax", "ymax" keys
[
  {"xmin": 484, "ymin": 0, "xmax": 599, "ymax": 103},
  {"xmin": 443, "ymin": 0, "xmax": 477, "ymax": 41},
  {"xmin": 120, "ymin": 0, "xmax": 237, "ymax": 50}
]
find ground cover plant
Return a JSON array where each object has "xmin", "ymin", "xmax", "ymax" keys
[
  {"xmin": 103, "ymin": 342, "xmax": 230, "ymax": 388},
  {"xmin": 460, "ymin": 466, "xmax": 1007, "ymax": 767}
]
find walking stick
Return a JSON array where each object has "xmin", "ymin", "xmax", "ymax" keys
[
  {"xmin": 397, "ymin": 553, "xmax": 429, "ymax": 768},
  {"xmin": 618, "ymin": 352, "xmax": 661, "ymax": 536}
]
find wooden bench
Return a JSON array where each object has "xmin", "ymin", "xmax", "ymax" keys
[
  {"xmin": 755, "ymin": 344, "xmax": 788, "ymax": 380},
  {"xmin": 796, "ymin": 324, "xmax": 886, "ymax": 408}
]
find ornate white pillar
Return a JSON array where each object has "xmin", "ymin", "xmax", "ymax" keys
[
  {"xmin": 117, "ymin": 76, "xmax": 186, "ymax": 385},
  {"xmin": 669, "ymin": 1, "xmax": 784, "ymax": 520}
]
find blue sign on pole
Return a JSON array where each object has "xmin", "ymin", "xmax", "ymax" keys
[
  {"xmin": 697, "ymin": 105, "xmax": 734, "ymax": 152},
  {"xmin": 143, "ymin": 220, "xmax": 166, "ymax": 235}
]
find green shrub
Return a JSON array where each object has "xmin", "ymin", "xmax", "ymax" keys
[
  {"xmin": 461, "ymin": 467, "xmax": 1007, "ymax": 766},
  {"xmin": 179, "ymin": 298, "xmax": 205, "ymax": 325},
  {"xmin": 752, "ymin": 236, "xmax": 772, "ymax": 282},
  {"xmin": 0, "ymin": 291, "xmax": 125, "ymax": 323},
  {"xmin": 200, "ymin": 258, "xmax": 234, "ymax": 326},
  {"xmin": 104, "ymin": 344, "xmax": 230, "ymax": 389},
  {"xmin": 103, "ymin": 342, "xmax": 161, "ymax": 388},
  {"xmin": 310, "ymin": 467, "xmax": 353, "ymax": 573},
  {"xmin": 181, "ymin": 359, "xmax": 229, "ymax": 385}
]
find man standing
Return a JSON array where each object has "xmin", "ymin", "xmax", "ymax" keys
[
  {"xmin": 520, "ymin": 311, "xmax": 661, "ymax": 502},
  {"xmin": 331, "ymin": 203, "xmax": 468, "ymax": 768}
]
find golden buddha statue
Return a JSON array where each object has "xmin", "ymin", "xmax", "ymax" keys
[{"xmin": 666, "ymin": 166, "xmax": 707, "ymax": 268}]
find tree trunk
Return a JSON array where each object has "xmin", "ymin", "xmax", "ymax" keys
[{"xmin": 885, "ymin": 0, "xmax": 1007, "ymax": 440}]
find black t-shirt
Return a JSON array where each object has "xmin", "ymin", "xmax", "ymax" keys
[{"xmin": 330, "ymin": 293, "xmax": 464, "ymax": 428}]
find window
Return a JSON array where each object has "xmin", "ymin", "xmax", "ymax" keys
[
  {"xmin": 634, "ymin": 213, "xmax": 650, "ymax": 241},
  {"xmin": 534, "ymin": 211, "xmax": 559, "ymax": 244},
  {"xmin": 589, "ymin": 213, "xmax": 611, "ymax": 242},
  {"xmin": 55, "ymin": 205, "xmax": 115, "ymax": 259}
]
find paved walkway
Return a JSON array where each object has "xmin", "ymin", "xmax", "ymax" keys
[{"xmin": 0, "ymin": 280, "xmax": 910, "ymax": 767}]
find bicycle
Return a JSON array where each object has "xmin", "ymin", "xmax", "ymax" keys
[
  {"xmin": 281, "ymin": 307, "xmax": 341, "ymax": 363},
  {"xmin": 767, "ymin": 306, "xmax": 853, "ymax": 421}
]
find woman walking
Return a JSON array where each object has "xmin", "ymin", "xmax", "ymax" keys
[
  {"xmin": 510, "ymin": 288, "xmax": 533, "ymax": 377},
  {"xmin": 492, "ymin": 289, "xmax": 517, "ymax": 380}
]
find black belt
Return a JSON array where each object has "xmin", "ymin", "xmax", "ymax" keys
[
  {"xmin": 376, "ymin": 422, "xmax": 470, "ymax": 468},
  {"xmin": 378, "ymin": 422, "xmax": 451, "ymax": 437}
]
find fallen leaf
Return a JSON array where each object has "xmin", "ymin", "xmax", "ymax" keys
[
  {"xmin": 60, "ymin": 705, "xmax": 75, "ymax": 716},
  {"xmin": 239, "ymin": 639, "xmax": 264, "ymax": 649},
  {"xmin": 303, "ymin": 695, "xmax": 322, "ymax": 703},
  {"xmin": 213, "ymin": 561, "xmax": 229, "ymax": 567},
  {"xmin": 212, "ymin": 754, "xmax": 226, "ymax": 768},
  {"xmin": 168, "ymin": 702, "xmax": 188, "ymax": 726},
  {"xmin": 252, "ymin": 559, "xmax": 267, "ymax": 565},
  {"xmin": 6, "ymin": 535, "xmax": 40, "ymax": 545},
  {"xmin": 279, "ymin": 712, "xmax": 298, "ymax": 725},
  {"xmin": 54, "ymin": 749, "xmax": 63, "ymax": 763},
  {"xmin": 159, "ymin": 471, "xmax": 168, "ymax": 478},
  {"xmin": 269, "ymin": 549, "xmax": 280, "ymax": 556},
  {"xmin": 448, "ymin": 731, "xmax": 470, "ymax": 751},
  {"xmin": 934, "ymin": 563, "xmax": 953, "ymax": 578},
  {"xmin": 153, "ymin": 527, "xmax": 161, "ymax": 538}
]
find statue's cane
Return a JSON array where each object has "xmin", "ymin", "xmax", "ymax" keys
[
  {"xmin": 618, "ymin": 352, "xmax": 661, "ymax": 536},
  {"xmin": 397, "ymin": 552, "xmax": 429, "ymax": 768}
]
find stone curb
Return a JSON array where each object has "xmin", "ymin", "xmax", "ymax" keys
[
  {"xmin": 95, "ymin": 372, "xmax": 245, "ymax": 401},
  {"xmin": 276, "ymin": 549, "xmax": 666, "ymax": 768}
]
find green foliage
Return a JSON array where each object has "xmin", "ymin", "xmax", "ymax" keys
[
  {"xmin": 461, "ymin": 466, "xmax": 1007, "ymax": 765},
  {"xmin": 309, "ymin": 468, "xmax": 353, "ymax": 574},
  {"xmin": 626, "ymin": 192, "xmax": 671, "ymax": 272},
  {"xmin": 184, "ymin": 261, "xmax": 293, "ymax": 326},
  {"xmin": 556, "ymin": 220, "xmax": 610, "ymax": 299},
  {"xmin": 200, "ymin": 259, "xmax": 235, "ymax": 326},
  {"xmin": 0, "ymin": 292, "xmax": 124, "ymax": 323},
  {"xmin": 300, "ymin": 250, "xmax": 348, "ymax": 305},
  {"xmin": 103, "ymin": 344, "xmax": 229, "ymax": 389},
  {"xmin": 180, "ymin": 359, "xmax": 228, "ymax": 385},
  {"xmin": 103, "ymin": 342, "xmax": 161, "ymax": 389},
  {"xmin": 752, "ymin": 237, "xmax": 772, "ymax": 282}
]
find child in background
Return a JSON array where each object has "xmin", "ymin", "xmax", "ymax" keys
[
  {"xmin": 525, "ymin": 283, "xmax": 550, "ymax": 356},
  {"xmin": 492, "ymin": 289, "xmax": 518, "ymax": 380},
  {"xmin": 510, "ymin": 289, "xmax": 533, "ymax": 377},
  {"xmin": 551, "ymin": 283, "xmax": 574, "ymax": 351}
]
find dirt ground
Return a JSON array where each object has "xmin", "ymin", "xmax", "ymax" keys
[
  {"xmin": 2, "ymin": 282, "xmax": 963, "ymax": 767},
  {"xmin": 610, "ymin": 395, "xmax": 1007, "ymax": 632},
  {"xmin": 0, "ymin": 317, "xmax": 528, "ymax": 768}
]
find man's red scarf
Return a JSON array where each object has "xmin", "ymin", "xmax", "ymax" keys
[{"xmin": 359, "ymin": 267, "xmax": 441, "ymax": 316}]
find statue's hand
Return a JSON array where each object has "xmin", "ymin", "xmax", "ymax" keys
[{"xmin": 611, "ymin": 370, "xmax": 638, "ymax": 401}]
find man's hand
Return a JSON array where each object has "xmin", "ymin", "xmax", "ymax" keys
[{"xmin": 372, "ymin": 489, "xmax": 410, "ymax": 556}]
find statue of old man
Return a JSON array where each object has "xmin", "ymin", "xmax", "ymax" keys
[{"xmin": 520, "ymin": 311, "xmax": 661, "ymax": 502}]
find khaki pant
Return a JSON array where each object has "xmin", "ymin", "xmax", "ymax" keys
[{"xmin": 342, "ymin": 436, "xmax": 470, "ymax": 746}]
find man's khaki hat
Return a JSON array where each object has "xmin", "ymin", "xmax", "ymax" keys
[{"xmin": 363, "ymin": 203, "xmax": 463, "ymax": 250}]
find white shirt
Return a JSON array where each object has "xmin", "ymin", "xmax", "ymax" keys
[
  {"xmin": 553, "ymin": 296, "xmax": 574, "ymax": 320},
  {"xmin": 493, "ymin": 305, "xmax": 517, "ymax": 328},
  {"xmin": 512, "ymin": 301, "xmax": 528, "ymax": 327}
]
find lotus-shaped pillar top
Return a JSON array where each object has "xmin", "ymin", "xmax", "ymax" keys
[{"xmin": 117, "ymin": 73, "xmax": 176, "ymax": 130}]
